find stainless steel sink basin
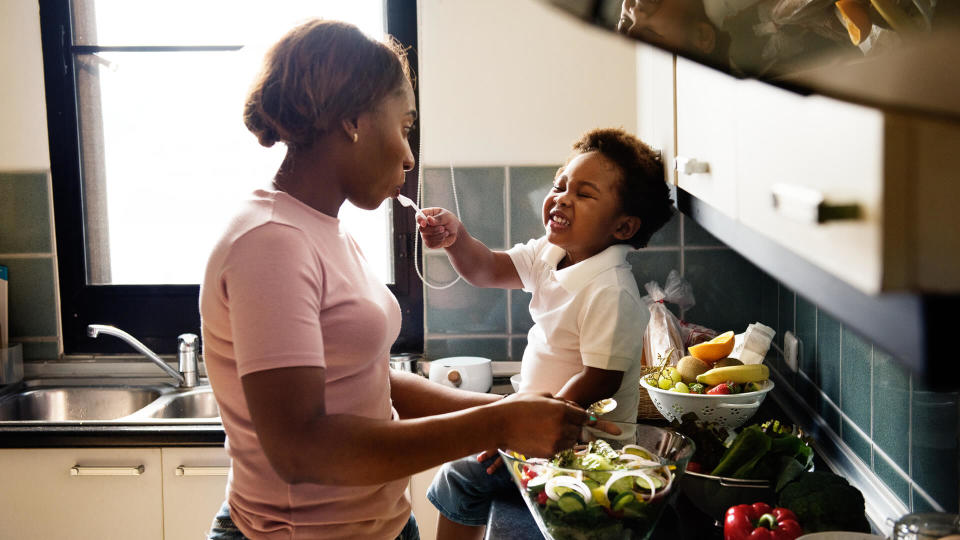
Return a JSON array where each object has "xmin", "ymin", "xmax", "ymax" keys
[
  {"xmin": 142, "ymin": 389, "xmax": 219, "ymax": 419},
  {"xmin": 0, "ymin": 379, "xmax": 221, "ymax": 424},
  {"xmin": 0, "ymin": 386, "xmax": 162, "ymax": 421}
]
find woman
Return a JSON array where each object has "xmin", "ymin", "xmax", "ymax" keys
[{"xmin": 200, "ymin": 19, "xmax": 591, "ymax": 540}]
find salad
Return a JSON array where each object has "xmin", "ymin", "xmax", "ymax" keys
[{"xmin": 507, "ymin": 440, "xmax": 676, "ymax": 540}]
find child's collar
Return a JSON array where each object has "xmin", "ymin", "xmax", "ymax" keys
[{"xmin": 541, "ymin": 242, "xmax": 633, "ymax": 293}]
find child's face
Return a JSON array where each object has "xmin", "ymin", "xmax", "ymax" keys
[{"xmin": 542, "ymin": 152, "xmax": 636, "ymax": 265}]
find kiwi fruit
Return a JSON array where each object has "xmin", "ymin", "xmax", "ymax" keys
[
  {"xmin": 676, "ymin": 355, "xmax": 710, "ymax": 383},
  {"xmin": 713, "ymin": 357, "xmax": 744, "ymax": 368}
]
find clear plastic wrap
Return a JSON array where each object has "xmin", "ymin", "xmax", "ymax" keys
[{"xmin": 640, "ymin": 270, "xmax": 696, "ymax": 367}]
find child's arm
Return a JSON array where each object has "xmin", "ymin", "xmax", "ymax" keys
[
  {"xmin": 417, "ymin": 207, "xmax": 522, "ymax": 289},
  {"xmin": 554, "ymin": 366, "xmax": 624, "ymax": 409}
]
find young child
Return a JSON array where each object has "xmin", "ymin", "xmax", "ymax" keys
[{"xmin": 417, "ymin": 127, "xmax": 674, "ymax": 540}]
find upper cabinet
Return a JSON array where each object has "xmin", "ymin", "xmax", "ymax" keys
[{"xmin": 675, "ymin": 57, "xmax": 960, "ymax": 295}]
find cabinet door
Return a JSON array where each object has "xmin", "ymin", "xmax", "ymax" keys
[
  {"xmin": 675, "ymin": 57, "xmax": 739, "ymax": 218},
  {"xmin": 0, "ymin": 448, "xmax": 163, "ymax": 540},
  {"xmin": 161, "ymin": 447, "xmax": 229, "ymax": 540},
  {"xmin": 735, "ymin": 80, "xmax": 886, "ymax": 293},
  {"xmin": 409, "ymin": 465, "xmax": 442, "ymax": 540}
]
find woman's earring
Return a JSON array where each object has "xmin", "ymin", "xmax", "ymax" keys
[{"xmin": 352, "ymin": 132, "xmax": 359, "ymax": 143}]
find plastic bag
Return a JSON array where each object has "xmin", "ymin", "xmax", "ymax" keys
[{"xmin": 640, "ymin": 270, "xmax": 695, "ymax": 367}]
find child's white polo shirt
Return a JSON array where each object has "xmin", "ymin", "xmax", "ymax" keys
[{"xmin": 506, "ymin": 236, "xmax": 648, "ymax": 424}]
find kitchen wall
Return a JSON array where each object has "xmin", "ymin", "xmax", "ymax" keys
[{"xmin": 0, "ymin": 1, "xmax": 60, "ymax": 362}]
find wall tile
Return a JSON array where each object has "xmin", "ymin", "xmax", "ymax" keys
[
  {"xmin": 510, "ymin": 337, "xmax": 528, "ymax": 362},
  {"xmin": 424, "ymin": 167, "xmax": 505, "ymax": 249},
  {"xmin": 0, "ymin": 172, "xmax": 51, "ymax": 253},
  {"xmin": 648, "ymin": 210, "xmax": 680, "ymax": 247},
  {"xmin": 795, "ymin": 295, "xmax": 817, "ymax": 405},
  {"xmin": 627, "ymin": 249, "xmax": 681, "ymax": 295},
  {"xmin": 0, "ymin": 257, "xmax": 57, "ymax": 337},
  {"xmin": 424, "ymin": 255, "xmax": 506, "ymax": 334},
  {"xmin": 683, "ymin": 214, "xmax": 724, "ymax": 246},
  {"xmin": 911, "ymin": 380, "xmax": 959, "ymax": 513},
  {"xmin": 425, "ymin": 337, "xmax": 508, "ymax": 362},
  {"xmin": 912, "ymin": 488, "xmax": 938, "ymax": 513},
  {"xmin": 842, "ymin": 418, "xmax": 872, "ymax": 466},
  {"xmin": 872, "ymin": 348, "xmax": 910, "ymax": 472},
  {"xmin": 816, "ymin": 309, "xmax": 841, "ymax": 406},
  {"xmin": 841, "ymin": 326, "xmax": 872, "ymax": 433},
  {"xmin": 874, "ymin": 456, "xmax": 910, "ymax": 505},
  {"xmin": 683, "ymin": 249, "xmax": 762, "ymax": 341},
  {"xmin": 759, "ymin": 273, "xmax": 780, "ymax": 371},
  {"xmin": 508, "ymin": 166, "xmax": 555, "ymax": 245},
  {"xmin": 20, "ymin": 341, "xmax": 59, "ymax": 361},
  {"xmin": 777, "ymin": 284, "xmax": 797, "ymax": 387},
  {"xmin": 818, "ymin": 391, "xmax": 840, "ymax": 433},
  {"xmin": 510, "ymin": 289, "xmax": 534, "ymax": 334}
]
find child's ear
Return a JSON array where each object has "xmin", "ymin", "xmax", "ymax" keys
[{"xmin": 613, "ymin": 216, "xmax": 642, "ymax": 241}]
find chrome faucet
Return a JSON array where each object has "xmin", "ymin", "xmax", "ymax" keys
[{"xmin": 87, "ymin": 324, "xmax": 199, "ymax": 388}]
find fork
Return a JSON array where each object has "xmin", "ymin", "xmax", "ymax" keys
[{"xmin": 396, "ymin": 194, "xmax": 426, "ymax": 221}]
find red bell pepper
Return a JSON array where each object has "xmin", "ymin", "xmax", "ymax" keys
[{"xmin": 724, "ymin": 502, "xmax": 803, "ymax": 540}]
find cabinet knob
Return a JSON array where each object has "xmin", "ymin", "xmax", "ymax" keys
[
  {"xmin": 770, "ymin": 183, "xmax": 862, "ymax": 224},
  {"xmin": 675, "ymin": 156, "xmax": 710, "ymax": 175}
]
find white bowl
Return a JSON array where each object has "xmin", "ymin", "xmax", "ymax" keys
[
  {"xmin": 510, "ymin": 373, "xmax": 521, "ymax": 393},
  {"xmin": 640, "ymin": 378, "xmax": 774, "ymax": 429},
  {"xmin": 796, "ymin": 533, "xmax": 884, "ymax": 540}
]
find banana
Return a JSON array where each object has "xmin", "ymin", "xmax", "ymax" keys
[{"xmin": 696, "ymin": 364, "xmax": 769, "ymax": 386}]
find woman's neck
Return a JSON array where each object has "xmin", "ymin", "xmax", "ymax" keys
[{"xmin": 273, "ymin": 143, "xmax": 346, "ymax": 218}]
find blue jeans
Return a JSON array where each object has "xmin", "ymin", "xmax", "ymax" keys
[
  {"xmin": 207, "ymin": 501, "xmax": 420, "ymax": 540},
  {"xmin": 426, "ymin": 454, "xmax": 515, "ymax": 527}
]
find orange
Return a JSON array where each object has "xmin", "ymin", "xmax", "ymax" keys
[
  {"xmin": 688, "ymin": 331, "xmax": 736, "ymax": 363},
  {"xmin": 836, "ymin": 0, "xmax": 872, "ymax": 45}
]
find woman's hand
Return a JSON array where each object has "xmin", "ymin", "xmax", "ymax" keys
[
  {"xmin": 495, "ymin": 392, "xmax": 589, "ymax": 458},
  {"xmin": 417, "ymin": 207, "xmax": 462, "ymax": 249}
]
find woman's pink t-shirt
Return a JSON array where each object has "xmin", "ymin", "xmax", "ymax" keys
[{"xmin": 200, "ymin": 189, "xmax": 409, "ymax": 539}]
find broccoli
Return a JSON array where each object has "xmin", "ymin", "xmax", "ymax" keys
[{"xmin": 778, "ymin": 471, "xmax": 871, "ymax": 533}]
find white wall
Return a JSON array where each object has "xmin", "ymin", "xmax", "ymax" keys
[
  {"xmin": 0, "ymin": 1, "xmax": 50, "ymax": 170},
  {"xmin": 419, "ymin": 0, "xmax": 637, "ymax": 166}
]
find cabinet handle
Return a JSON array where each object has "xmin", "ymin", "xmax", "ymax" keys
[
  {"xmin": 175, "ymin": 465, "xmax": 229, "ymax": 477},
  {"xmin": 70, "ymin": 465, "xmax": 144, "ymax": 476},
  {"xmin": 675, "ymin": 156, "xmax": 710, "ymax": 175},
  {"xmin": 770, "ymin": 183, "xmax": 862, "ymax": 224}
]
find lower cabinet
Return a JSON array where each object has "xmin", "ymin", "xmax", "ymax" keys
[
  {"xmin": 0, "ymin": 446, "xmax": 228, "ymax": 540},
  {"xmin": 409, "ymin": 464, "xmax": 442, "ymax": 540},
  {"xmin": 161, "ymin": 447, "xmax": 230, "ymax": 540}
]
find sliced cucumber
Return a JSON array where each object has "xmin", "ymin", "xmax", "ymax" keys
[
  {"xmin": 611, "ymin": 491, "xmax": 635, "ymax": 511},
  {"xmin": 608, "ymin": 476, "xmax": 635, "ymax": 495},
  {"xmin": 556, "ymin": 492, "xmax": 586, "ymax": 513},
  {"xmin": 635, "ymin": 475, "xmax": 664, "ymax": 490},
  {"xmin": 526, "ymin": 475, "xmax": 549, "ymax": 493}
]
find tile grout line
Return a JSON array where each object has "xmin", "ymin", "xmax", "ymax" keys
[
  {"xmin": 869, "ymin": 343, "xmax": 875, "ymax": 471},
  {"xmin": 838, "ymin": 322, "xmax": 844, "ymax": 442},
  {"xmin": 908, "ymin": 374, "xmax": 914, "ymax": 510}
]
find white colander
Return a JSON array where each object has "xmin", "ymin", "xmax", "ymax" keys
[{"xmin": 640, "ymin": 378, "xmax": 775, "ymax": 429}]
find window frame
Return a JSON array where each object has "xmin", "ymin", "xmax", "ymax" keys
[{"xmin": 39, "ymin": 0, "xmax": 423, "ymax": 356}]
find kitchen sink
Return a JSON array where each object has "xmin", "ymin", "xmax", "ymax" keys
[
  {"xmin": 139, "ymin": 388, "xmax": 219, "ymax": 419},
  {"xmin": 0, "ymin": 385, "xmax": 162, "ymax": 421},
  {"xmin": 0, "ymin": 379, "xmax": 220, "ymax": 424}
]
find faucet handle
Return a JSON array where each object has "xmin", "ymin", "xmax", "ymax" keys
[{"xmin": 177, "ymin": 333, "xmax": 199, "ymax": 387}]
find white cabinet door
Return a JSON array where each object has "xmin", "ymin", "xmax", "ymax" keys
[
  {"xmin": 676, "ymin": 57, "xmax": 740, "ymax": 219},
  {"xmin": 409, "ymin": 465, "xmax": 442, "ymax": 540},
  {"xmin": 161, "ymin": 447, "xmax": 229, "ymax": 540},
  {"xmin": 0, "ymin": 448, "xmax": 163, "ymax": 540},
  {"xmin": 735, "ymin": 80, "xmax": 887, "ymax": 293}
]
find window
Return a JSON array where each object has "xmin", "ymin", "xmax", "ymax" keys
[{"xmin": 40, "ymin": 0, "xmax": 422, "ymax": 355}]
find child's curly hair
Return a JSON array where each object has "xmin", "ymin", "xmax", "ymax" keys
[{"xmin": 568, "ymin": 128, "xmax": 674, "ymax": 248}]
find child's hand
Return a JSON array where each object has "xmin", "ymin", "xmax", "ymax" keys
[
  {"xmin": 417, "ymin": 207, "xmax": 461, "ymax": 249},
  {"xmin": 477, "ymin": 450, "xmax": 504, "ymax": 474}
]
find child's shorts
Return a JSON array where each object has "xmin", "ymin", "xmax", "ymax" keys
[{"xmin": 426, "ymin": 453, "xmax": 516, "ymax": 527}]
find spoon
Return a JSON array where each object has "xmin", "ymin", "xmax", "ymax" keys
[
  {"xmin": 586, "ymin": 397, "xmax": 617, "ymax": 416},
  {"xmin": 396, "ymin": 194, "xmax": 426, "ymax": 220}
]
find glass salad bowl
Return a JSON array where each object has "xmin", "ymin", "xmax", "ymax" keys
[{"xmin": 499, "ymin": 423, "xmax": 696, "ymax": 540}]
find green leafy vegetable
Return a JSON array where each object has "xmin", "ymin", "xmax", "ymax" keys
[{"xmin": 778, "ymin": 471, "xmax": 871, "ymax": 533}]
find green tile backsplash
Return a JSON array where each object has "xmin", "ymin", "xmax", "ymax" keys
[{"xmin": 0, "ymin": 171, "xmax": 59, "ymax": 361}]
